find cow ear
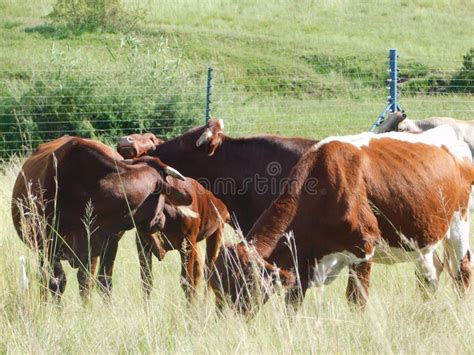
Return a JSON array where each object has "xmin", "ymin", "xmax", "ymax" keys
[
  {"xmin": 196, "ymin": 118, "xmax": 225, "ymax": 156},
  {"xmin": 156, "ymin": 179, "xmax": 193, "ymax": 206}
]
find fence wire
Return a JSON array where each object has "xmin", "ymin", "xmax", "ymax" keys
[{"xmin": 0, "ymin": 55, "xmax": 472, "ymax": 158}]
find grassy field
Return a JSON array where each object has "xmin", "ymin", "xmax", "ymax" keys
[
  {"xmin": 1, "ymin": 158, "xmax": 474, "ymax": 353},
  {"xmin": 1, "ymin": 0, "xmax": 474, "ymax": 353}
]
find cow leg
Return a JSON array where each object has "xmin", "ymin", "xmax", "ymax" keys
[
  {"xmin": 39, "ymin": 241, "xmax": 63, "ymax": 302},
  {"xmin": 136, "ymin": 231, "xmax": 154, "ymax": 299},
  {"xmin": 49, "ymin": 259, "xmax": 67, "ymax": 302},
  {"xmin": 414, "ymin": 247, "xmax": 440, "ymax": 298},
  {"xmin": 445, "ymin": 211, "xmax": 472, "ymax": 295},
  {"xmin": 38, "ymin": 253, "xmax": 51, "ymax": 302},
  {"xmin": 193, "ymin": 243, "xmax": 203, "ymax": 293},
  {"xmin": 283, "ymin": 265, "xmax": 309, "ymax": 313},
  {"xmin": 179, "ymin": 241, "xmax": 198, "ymax": 301},
  {"xmin": 204, "ymin": 228, "xmax": 223, "ymax": 285},
  {"xmin": 77, "ymin": 255, "xmax": 98, "ymax": 301},
  {"xmin": 97, "ymin": 235, "xmax": 120, "ymax": 301},
  {"xmin": 346, "ymin": 260, "xmax": 373, "ymax": 309}
]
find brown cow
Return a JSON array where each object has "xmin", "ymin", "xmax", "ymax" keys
[
  {"xmin": 209, "ymin": 126, "xmax": 474, "ymax": 314},
  {"xmin": 11, "ymin": 136, "xmax": 190, "ymax": 301},
  {"xmin": 132, "ymin": 160, "xmax": 230, "ymax": 300},
  {"xmin": 117, "ymin": 137, "xmax": 230, "ymax": 299},
  {"xmin": 117, "ymin": 120, "xmax": 318, "ymax": 235}
]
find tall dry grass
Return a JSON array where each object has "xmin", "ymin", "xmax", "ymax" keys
[{"xmin": 1, "ymin": 158, "xmax": 473, "ymax": 353}]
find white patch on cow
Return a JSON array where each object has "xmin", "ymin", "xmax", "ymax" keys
[
  {"xmin": 414, "ymin": 242, "xmax": 440, "ymax": 290},
  {"xmin": 310, "ymin": 250, "xmax": 373, "ymax": 287},
  {"xmin": 373, "ymin": 244, "xmax": 437, "ymax": 265},
  {"xmin": 177, "ymin": 206, "xmax": 199, "ymax": 219},
  {"xmin": 445, "ymin": 210, "xmax": 472, "ymax": 273},
  {"xmin": 398, "ymin": 118, "xmax": 422, "ymax": 132},
  {"xmin": 314, "ymin": 125, "xmax": 471, "ymax": 162}
]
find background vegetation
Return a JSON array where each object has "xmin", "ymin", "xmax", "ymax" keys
[
  {"xmin": 0, "ymin": 0, "xmax": 473, "ymax": 352},
  {"xmin": 0, "ymin": 0, "xmax": 472, "ymax": 157}
]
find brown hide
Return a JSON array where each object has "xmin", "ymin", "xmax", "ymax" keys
[
  {"xmin": 210, "ymin": 138, "xmax": 474, "ymax": 312},
  {"xmin": 11, "ymin": 136, "xmax": 190, "ymax": 299},
  {"xmin": 117, "ymin": 120, "xmax": 318, "ymax": 234},
  {"xmin": 118, "ymin": 135, "xmax": 230, "ymax": 299}
]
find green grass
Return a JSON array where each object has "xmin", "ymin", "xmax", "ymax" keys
[
  {"xmin": 0, "ymin": 0, "xmax": 472, "ymax": 157},
  {"xmin": 1, "ymin": 159, "xmax": 474, "ymax": 353},
  {"xmin": 0, "ymin": 0, "xmax": 473, "ymax": 352}
]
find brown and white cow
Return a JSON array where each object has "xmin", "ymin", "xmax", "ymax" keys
[
  {"xmin": 209, "ymin": 126, "xmax": 474, "ymax": 313},
  {"xmin": 117, "ymin": 120, "xmax": 318, "ymax": 235},
  {"xmin": 11, "ymin": 136, "xmax": 190, "ymax": 301}
]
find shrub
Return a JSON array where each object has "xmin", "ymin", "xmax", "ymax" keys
[
  {"xmin": 48, "ymin": 0, "xmax": 142, "ymax": 33},
  {"xmin": 449, "ymin": 48, "xmax": 473, "ymax": 93},
  {"xmin": 0, "ymin": 39, "xmax": 203, "ymax": 159}
]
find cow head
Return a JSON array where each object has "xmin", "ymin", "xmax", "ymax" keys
[
  {"xmin": 117, "ymin": 133, "xmax": 164, "ymax": 159},
  {"xmin": 122, "ymin": 156, "xmax": 192, "ymax": 233},
  {"xmin": 209, "ymin": 241, "xmax": 296, "ymax": 315},
  {"xmin": 195, "ymin": 119, "xmax": 225, "ymax": 156},
  {"xmin": 377, "ymin": 111, "xmax": 407, "ymax": 133}
]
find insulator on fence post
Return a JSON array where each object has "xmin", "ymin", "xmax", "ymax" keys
[{"xmin": 205, "ymin": 66, "xmax": 213, "ymax": 124}]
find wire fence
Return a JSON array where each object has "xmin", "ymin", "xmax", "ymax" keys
[{"xmin": 0, "ymin": 50, "xmax": 472, "ymax": 158}]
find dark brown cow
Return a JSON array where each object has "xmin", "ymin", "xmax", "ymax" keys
[
  {"xmin": 11, "ymin": 136, "xmax": 190, "ymax": 301},
  {"xmin": 209, "ymin": 127, "xmax": 474, "ymax": 313},
  {"xmin": 117, "ymin": 120, "xmax": 318, "ymax": 235},
  {"xmin": 131, "ymin": 157, "xmax": 230, "ymax": 300}
]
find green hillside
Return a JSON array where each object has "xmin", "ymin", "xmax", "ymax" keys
[{"xmin": 0, "ymin": 0, "xmax": 472, "ymax": 157}]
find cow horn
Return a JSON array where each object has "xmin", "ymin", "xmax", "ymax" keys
[
  {"xmin": 122, "ymin": 159, "xmax": 134, "ymax": 165},
  {"xmin": 196, "ymin": 130, "xmax": 213, "ymax": 147},
  {"xmin": 164, "ymin": 166, "xmax": 186, "ymax": 181}
]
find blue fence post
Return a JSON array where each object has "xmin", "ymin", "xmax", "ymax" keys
[
  {"xmin": 388, "ymin": 48, "xmax": 398, "ymax": 113},
  {"xmin": 370, "ymin": 48, "xmax": 403, "ymax": 132},
  {"xmin": 205, "ymin": 66, "xmax": 213, "ymax": 124}
]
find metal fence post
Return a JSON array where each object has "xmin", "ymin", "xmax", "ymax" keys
[
  {"xmin": 388, "ymin": 48, "xmax": 403, "ymax": 113},
  {"xmin": 370, "ymin": 48, "xmax": 403, "ymax": 132},
  {"xmin": 205, "ymin": 66, "xmax": 213, "ymax": 124}
]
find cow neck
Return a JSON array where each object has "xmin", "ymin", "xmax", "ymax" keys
[{"xmin": 246, "ymin": 147, "xmax": 318, "ymax": 259}]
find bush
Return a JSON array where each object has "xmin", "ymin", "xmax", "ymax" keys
[
  {"xmin": 449, "ymin": 48, "xmax": 473, "ymax": 93},
  {"xmin": 0, "ymin": 39, "xmax": 203, "ymax": 159},
  {"xmin": 49, "ymin": 0, "xmax": 142, "ymax": 33},
  {"xmin": 400, "ymin": 50, "xmax": 473, "ymax": 95}
]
